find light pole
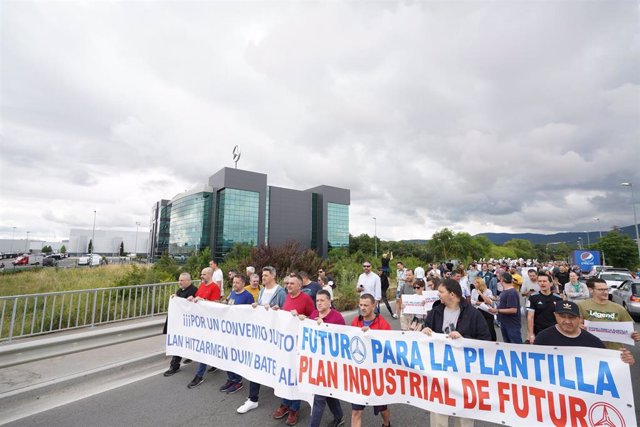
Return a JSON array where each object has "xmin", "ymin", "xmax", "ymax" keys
[
  {"xmin": 134, "ymin": 222, "xmax": 140, "ymax": 256},
  {"xmin": 593, "ymin": 217, "xmax": 605, "ymax": 265},
  {"xmin": 26, "ymin": 231, "xmax": 30, "ymax": 254},
  {"xmin": 585, "ymin": 231, "xmax": 590, "ymax": 248},
  {"xmin": 620, "ymin": 182, "xmax": 640, "ymax": 260},
  {"xmin": 373, "ymin": 217, "xmax": 377, "ymax": 260},
  {"xmin": 91, "ymin": 210, "xmax": 96, "ymax": 254}
]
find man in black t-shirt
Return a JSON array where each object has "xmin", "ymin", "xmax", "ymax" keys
[
  {"xmin": 526, "ymin": 272, "xmax": 563, "ymax": 344},
  {"xmin": 536, "ymin": 300, "xmax": 635, "ymax": 365}
]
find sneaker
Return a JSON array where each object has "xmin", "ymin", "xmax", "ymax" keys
[
  {"xmin": 392, "ymin": 314, "xmax": 399, "ymax": 319},
  {"xmin": 163, "ymin": 367, "xmax": 179, "ymax": 377},
  {"xmin": 208, "ymin": 366, "xmax": 218, "ymax": 373},
  {"xmin": 237, "ymin": 399, "xmax": 259, "ymax": 414},
  {"xmin": 187, "ymin": 375, "xmax": 205, "ymax": 389},
  {"xmin": 272, "ymin": 404, "xmax": 290, "ymax": 419},
  {"xmin": 183, "ymin": 359, "xmax": 192, "ymax": 364},
  {"xmin": 328, "ymin": 416, "xmax": 345, "ymax": 427},
  {"xmin": 219, "ymin": 380, "xmax": 234, "ymax": 392},
  {"xmin": 226, "ymin": 382, "xmax": 244, "ymax": 394},
  {"xmin": 285, "ymin": 409, "xmax": 299, "ymax": 426}
]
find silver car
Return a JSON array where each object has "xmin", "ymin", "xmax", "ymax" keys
[
  {"xmin": 611, "ymin": 280, "xmax": 640, "ymax": 319},
  {"xmin": 598, "ymin": 272, "xmax": 634, "ymax": 296}
]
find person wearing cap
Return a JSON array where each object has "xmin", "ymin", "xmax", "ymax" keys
[
  {"xmin": 509, "ymin": 266, "xmax": 523, "ymax": 292},
  {"xmin": 488, "ymin": 272, "xmax": 522, "ymax": 343},
  {"xmin": 526, "ymin": 272, "xmax": 563, "ymax": 344},
  {"xmin": 536, "ymin": 300, "xmax": 635, "ymax": 365}
]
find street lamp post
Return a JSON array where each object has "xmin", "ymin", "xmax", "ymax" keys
[
  {"xmin": 10, "ymin": 226, "xmax": 16, "ymax": 253},
  {"xmin": 134, "ymin": 222, "xmax": 140, "ymax": 256},
  {"xmin": 620, "ymin": 182, "xmax": 640, "ymax": 260},
  {"xmin": 26, "ymin": 231, "xmax": 30, "ymax": 254},
  {"xmin": 593, "ymin": 217, "xmax": 605, "ymax": 265},
  {"xmin": 91, "ymin": 210, "xmax": 97, "ymax": 254},
  {"xmin": 373, "ymin": 217, "xmax": 377, "ymax": 260}
]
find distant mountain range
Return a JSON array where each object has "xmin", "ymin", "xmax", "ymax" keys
[{"xmin": 402, "ymin": 224, "xmax": 639, "ymax": 246}]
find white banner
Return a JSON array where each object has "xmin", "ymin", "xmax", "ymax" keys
[
  {"xmin": 297, "ymin": 320, "xmax": 637, "ymax": 427},
  {"xmin": 584, "ymin": 320, "xmax": 636, "ymax": 346},
  {"xmin": 166, "ymin": 298, "xmax": 312, "ymax": 403},
  {"xmin": 402, "ymin": 291, "xmax": 439, "ymax": 314}
]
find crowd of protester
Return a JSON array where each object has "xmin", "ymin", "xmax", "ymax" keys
[{"xmin": 162, "ymin": 257, "xmax": 639, "ymax": 427}]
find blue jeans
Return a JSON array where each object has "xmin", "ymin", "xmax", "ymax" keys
[
  {"xmin": 227, "ymin": 371, "xmax": 242, "ymax": 383},
  {"xmin": 309, "ymin": 394, "xmax": 343, "ymax": 427},
  {"xmin": 196, "ymin": 362, "xmax": 208, "ymax": 377},
  {"xmin": 281, "ymin": 398, "xmax": 301, "ymax": 411},
  {"xmin": 500, "ymin": 324, "xmax": 522, "ymax": 344}
]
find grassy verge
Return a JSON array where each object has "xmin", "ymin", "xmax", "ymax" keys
[{"xmin": 0, "ymin": 265, "xmax": 142, "ymax": 296}]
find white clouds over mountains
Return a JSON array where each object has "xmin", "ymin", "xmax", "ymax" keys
[{"xmin": 1, "ymin": 1, "xmax": 638, "ymax": 241}]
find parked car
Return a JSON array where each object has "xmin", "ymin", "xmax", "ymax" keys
[
  {"xmin": 611, "ymin": 280, "xmax": 640, "ymax": 320},
  {"xmin": 598, "ymin": 271, "xmax": 634, "ymax": 297},
  {"xmin": 588, "ymin": 265, "xmax": 613, "ymax": 277},
  {"xmin": 43, "ymin": 255, "xmax": 59, "ymax": 267}
]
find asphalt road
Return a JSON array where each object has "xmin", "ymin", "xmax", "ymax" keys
[{"xmin": 6, "ymin": 309, "xmax": 640, "ymax": 427}]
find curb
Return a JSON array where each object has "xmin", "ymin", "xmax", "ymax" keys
[{"xmin": 0, "ymin": 318, "xmax": 165, "ymax": 369}]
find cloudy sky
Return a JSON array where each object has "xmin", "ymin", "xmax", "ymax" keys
[{"xmin": 1, "ymin": 1, "xmax": 638, "ymax": 243}]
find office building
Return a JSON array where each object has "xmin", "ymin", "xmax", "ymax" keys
[{"xmin": 149, "ymin": 167, "xmax": 350, "ymax": 260}]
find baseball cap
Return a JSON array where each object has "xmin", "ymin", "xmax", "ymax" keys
[{"xmin": 554, "ymin": 300, "xmax": 580, "ymax": 317}]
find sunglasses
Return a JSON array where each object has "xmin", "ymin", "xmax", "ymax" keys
[
  {"xmin": 413, "ymin": 286, "xmax": 422, "ymax": 289},
  {"xmin": 362, "ymin": 265, "xmax": 371, "ymax": 268}
]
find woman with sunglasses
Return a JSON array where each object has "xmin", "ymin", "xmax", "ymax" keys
[
  {"xmin": 408, "ymin": 279, "xmax": 428, "ymax": 331},
  {"xmin": 422, "ymin": 279, "xmax": 491, "ymax": 427}
]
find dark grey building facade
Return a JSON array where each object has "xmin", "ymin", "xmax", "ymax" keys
[{"xmin": 149, "ymin": 167, "xmax": 349, "ymax": 260}]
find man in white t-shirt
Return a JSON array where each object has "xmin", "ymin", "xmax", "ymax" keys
[
  {"xmin": 210, "ymin": 259, "xmax": 224, "ymax": 296},
  {"xmin": 356, "ymin": 261, "xmax": 381, "ymax": 308}
]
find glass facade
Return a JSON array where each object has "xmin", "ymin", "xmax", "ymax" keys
[
  {"xmin": 327, "ymin": 202, "xmax": 349, "ymax": 249},
  {"xmin": 215, "ymin": 188, "xmax": 260, "ymax": 260},
  {"xmin": 168, "ymin": 192, "xmax": 212, "ymax": 255},
  {"xmin": 154, "ymin": 204, "xmax": 171, "ymax": 257},
  {"xmin": 264, "ymin": 187, "xmax": 270, "ymax": 245}
]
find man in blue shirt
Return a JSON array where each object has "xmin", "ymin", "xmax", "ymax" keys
[
  {"xmin": 220, "ymin": 274, "xmax": 254, "ymax": 394},
  {"xmin": 489, "ymin": 272, "xmax": 522, "ymax": 343}
]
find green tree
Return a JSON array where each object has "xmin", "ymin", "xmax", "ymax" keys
[
  {"xmin": 119, "ymin": 242, "xmax": 125, "ymax": 256},
  {"xmin": 593, "ymin": 230, "xmax": 639, "ymax": 270},
  {"xmin": 41, "ymin": 245, "xmax": 52, "ymax": 253},
  {"xmin": 428, "ymin": 228, "xmax": 456, "ymax": 260},
  {"xmin": 503, "ymin": 239, "xmax": 536, "ymax": 260},
  {"xmin": 349, "ymin": 234, "xmax": 375, "ymax": 255},
  {"xmin": 60, "ymin": 245, "xmax": 67, "ymax": 254},
  {"xmin": 186, "ymin": 247, "xmax": 212, "ymax": 279}
]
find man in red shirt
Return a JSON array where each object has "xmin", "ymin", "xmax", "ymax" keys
[
  {"xmin": 350, "ymin": 293, "xmax": 391, "ymax": 427},
  {"xmin": 186, "ymin": 267, "xmax": 221, "ymax": 389},
  {"xmin": 271, "ymin": 272, "xmax": 314, "ymax": 426}
]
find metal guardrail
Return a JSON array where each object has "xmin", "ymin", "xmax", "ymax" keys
[{"xmin": 0, "ymin": 282, "xmax": 179, "ymax": 342}]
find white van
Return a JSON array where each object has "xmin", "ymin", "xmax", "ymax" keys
[{"xmin": 78, "ymin": 254, "xmax": 102, "ymax": 266}]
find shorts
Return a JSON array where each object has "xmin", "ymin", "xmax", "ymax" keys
[
  {"xmin": 395, "ymin": 283, "xmax": 404, "ymax": 299},
  {"xmin": 351, "ymin": 404, "xmax": 388, "ymax": 415}
]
